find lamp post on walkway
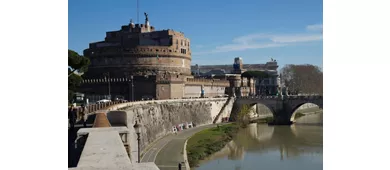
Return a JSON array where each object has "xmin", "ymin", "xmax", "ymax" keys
[
  {"xmin": 103, "ymin": 72, "xmax": 111, "ymax": 100},
  {"xmin": 133, "ymin": 121, "xmax": 141, "ymax": 163},
  {"xmin": 124, "ymin": 73, "xmax": 134, "ymax": 101},
  {"xmin": 131, "ymin": 75, "xmax": 134, "ymax": 101}
]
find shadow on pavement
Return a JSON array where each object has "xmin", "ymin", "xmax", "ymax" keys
[{"xmin": 68, "ymin": 114, "xmax": 96, "ymax": 168}]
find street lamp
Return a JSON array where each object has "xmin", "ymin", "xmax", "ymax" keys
[
  {"xmin": 103, "ymin": 72, "xmax": 111, "ymax": 100},
  {"xmin": 131, "ymin": 75, "xmax": 134, "ymax": 101},
  {"xmin": 124, "ymin": 73, "xmax": 135, "ymax": 101},
  {"xmin": 133, "ymin": 121, "xmax": 141, "ymax": 163}
]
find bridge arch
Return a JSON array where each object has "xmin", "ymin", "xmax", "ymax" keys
[
  {"xmin": 234, "ymin": 95, "xmax": 323, "ymax": 125},
  {"xmin": 229, "ymin": 100, "xmax": 276, "ymax": 122},
  {"xmin": 289, "ymin": 100, "xmax": 323, "ymax": 123}
]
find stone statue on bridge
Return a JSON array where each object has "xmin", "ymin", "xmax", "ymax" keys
[
  {"xmin": 144, "ymin": 12, "xmax": 149, "ymax": 22},
  {"xmin": 277, "ymin": 87, "xmax": 283, "ymax": 98},
  {"xmin": 285, "ymin": 87, "xmax": 289, "ymax": 96}
]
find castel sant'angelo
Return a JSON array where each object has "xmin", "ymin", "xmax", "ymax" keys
[{"xmin": 80, "ymin": 13, "xmax": 255, "ymax": 102}]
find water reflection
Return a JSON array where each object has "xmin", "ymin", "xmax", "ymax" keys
[{"xmin": 196, "ymin": 124, "xmax": 323, "ymax": 170}]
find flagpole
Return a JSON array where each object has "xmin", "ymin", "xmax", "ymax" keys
[{"xmin": 137, "ymin": 0, "xmax": 139, "ymax": 24}]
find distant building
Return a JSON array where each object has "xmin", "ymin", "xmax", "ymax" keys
[
  {"xmin": 254, "ymin": 59, "xmax": 279, "ymax": 95},
  {"xmin": 193, "ymin": 58, "xmax": 280, "ymax": 96},
  {"xmin": 232, "ymin": 57, "xmax": 246, "ymax": 74},
  {"xmin": 191, "ymin": 62, "xmax": 277, "ymax": 74}
]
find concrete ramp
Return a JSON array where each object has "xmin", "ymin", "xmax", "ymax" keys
[{"xmin": 93, "ymin": 112, "xmax": 111, "ymax": 128}]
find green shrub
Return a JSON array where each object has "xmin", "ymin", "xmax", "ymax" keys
[
  {"xmin": 294, "ymin": 112, "xmax": 305, "ymax": 119},
  {"xmin": 236, "ymin": 104, "xmax": 254, "ymax": 128}
]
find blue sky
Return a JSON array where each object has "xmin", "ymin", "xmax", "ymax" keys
[{"xmin": 69, "ymin": 0, "xmax": 323, "ymax": 68}]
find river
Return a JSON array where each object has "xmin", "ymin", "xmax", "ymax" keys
[{"xmin": 195, "ymin": 115, "xmax": 323, "ymax": 170}]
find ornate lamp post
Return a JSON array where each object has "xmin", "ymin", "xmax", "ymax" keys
[
  {"xmin": 103, "ymin": 72, "xmax": 111, "ymax": 100},
  {"xmin": 124, "ymin": 73, "xmax": 134, "ymax": 101},
  {"xmin": 133, "ymin": 121, "xmax": 141, "ymax": 163},
  {"xmin": 131, "ymin": 75, "xmax": 134, "ymax": 101}
]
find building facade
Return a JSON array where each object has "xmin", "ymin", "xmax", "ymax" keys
[
  {"xmin": 79, "ymin": 14, "xmax": 230, "ymax": 102},
  {"xmin": 254, "ymin": 59, "xmax": 280, "ymax": 95},
  {"xmin": 192, "ymin": 57, "xmax": 279, "ymax": 96}
]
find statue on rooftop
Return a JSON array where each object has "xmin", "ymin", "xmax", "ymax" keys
[{"xmin": 144, "ymin": 12, "xmax": 149, "ymax": 22}]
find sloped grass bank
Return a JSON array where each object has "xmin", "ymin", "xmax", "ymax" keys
[{"xmin": 186, "ymin": 123, "xmax": 239, "ymax": 167}]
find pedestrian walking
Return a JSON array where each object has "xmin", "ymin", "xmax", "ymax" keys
[
  {"xmin": 81, "ymin": 104, "xmax": 88, "ymax": 128},
  {"xmin": 68, "ymin": 103, "xmax": 77, "ymax": 129},
  {"xmin": 178, "ymin": 162, "xmax": 182, "ymax": 170}
]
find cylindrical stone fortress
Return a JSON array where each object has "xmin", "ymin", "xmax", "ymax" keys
[{"xmin": 83, "ymin": 18, "xmax": 192, "ymax": 78}]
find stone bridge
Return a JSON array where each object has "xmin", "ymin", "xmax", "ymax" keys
[{"xmin": 232, "ymin": 95, "xmax": 323, "ymax": 125}]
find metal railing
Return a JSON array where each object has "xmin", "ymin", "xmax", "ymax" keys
[
  {"xmin": 237, "ymin": 94, "xmax": 322, "ymax": 100},
  {"xmin": 70, "ymin": 100, "xmax": 128, "ymax": 121}
]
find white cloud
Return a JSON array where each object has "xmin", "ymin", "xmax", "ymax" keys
[
  {"xmin": 270, "ymin": 34, "xmax": 323, "ymax": 43},
  {"xmin": 306, "ymin": 24, "xmax": 323, "ymax": 31},
  {"xmin": 214, "ymin": 42, "xmax": 287, "ymax": 52},
  {"xmin": 232, "ymin": 33, "xmax": 270, "ymax": 44},
  {"xmin": 194, "ymin": 45, "xmax": 204, "ymax": 48},
  {"xmin": 193, "ymin": 24, "xmax": 323, "ymax": 55}
]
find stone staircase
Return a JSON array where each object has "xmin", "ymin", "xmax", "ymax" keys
[{"xmin": 213, "ymin": 97, "xmax": 234, "ymax": 123}]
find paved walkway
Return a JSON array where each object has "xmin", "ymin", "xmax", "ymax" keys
[{"xmin": 141, "ymin": 124, "xmax": 218, "ymax": 170}]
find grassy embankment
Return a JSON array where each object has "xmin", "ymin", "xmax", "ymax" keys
[
  {"xmin": 186, "ymin": 123, "xmax": 239, "ymax": 167},
  {"xmin": 186, "ymin": 104, "xmax": 255, "ymax": 167}
]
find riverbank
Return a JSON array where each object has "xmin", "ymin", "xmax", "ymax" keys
[
  {"xmin": 251, "ymin": 116, "xmax": 274, "ymax": 124},
  {"xmin": 140, "ymin": 124, "xmax": 218, "ymax": 170},
  {"xmin": 186, "ymin": 123, "xmax": 239, "ymax": 167}
]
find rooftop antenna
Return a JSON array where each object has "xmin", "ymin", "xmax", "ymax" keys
[{"xmin": 137, "ymin": 0, "xmax": 139, "ymax": 23}]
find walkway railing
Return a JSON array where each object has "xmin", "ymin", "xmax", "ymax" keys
[
  {"xmin": 237, "ymin": 94, "xmax": 322, "ymax": 100},
  {"xmin": 71, "ymin": 97, "xmax": 234, "ymax": 122},
  {"xmin": 71, "ymin": 100, "xmax": 146, "ymax": 121}
]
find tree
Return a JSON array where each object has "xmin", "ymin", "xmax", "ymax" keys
[
  {"xmin": 68, "ymin": 49, "xmax": 90, "ymax": 103},
  {"xmin": 236, "ymin": 104, "xmax": 254, "ymax": 128},
  {"xmin": 68, "ymin": 49, "xmax": 90, "ymax": 77},
  {"xmin": 280, "ymin": 64, "xmax": 323, "ymax": 95}
]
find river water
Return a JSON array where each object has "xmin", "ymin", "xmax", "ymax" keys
[{"xmin": 195, "ymin": 119, "xmax": 323, "ymax": 170}]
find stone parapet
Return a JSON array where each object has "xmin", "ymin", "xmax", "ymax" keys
[
  {"xmin": 105, "ymin": 97, "xmax": 229, "ymax": 111},
  {"xmin": 77, "ymin": 131, "xmax": 131, "ymax": 168},
  {"xmin": 73, "ymin": 129, "xmax": 159, "ymax": 170},
  {"xmin": 185, "ymin": 78, "xmax": 229, "ymax": 86}
]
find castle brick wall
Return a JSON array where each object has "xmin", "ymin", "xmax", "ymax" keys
[
  {"xmin": 156, "ymin": 84, "xmax": 170, "ymax": 100},
  {"xmin": 170, "ymin": 83, "xmax": 184, "ymax": 99}
]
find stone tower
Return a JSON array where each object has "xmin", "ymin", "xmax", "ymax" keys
[{"xmin": 233, "ymin": 57, "xmax": 246, "ymax": 74}]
